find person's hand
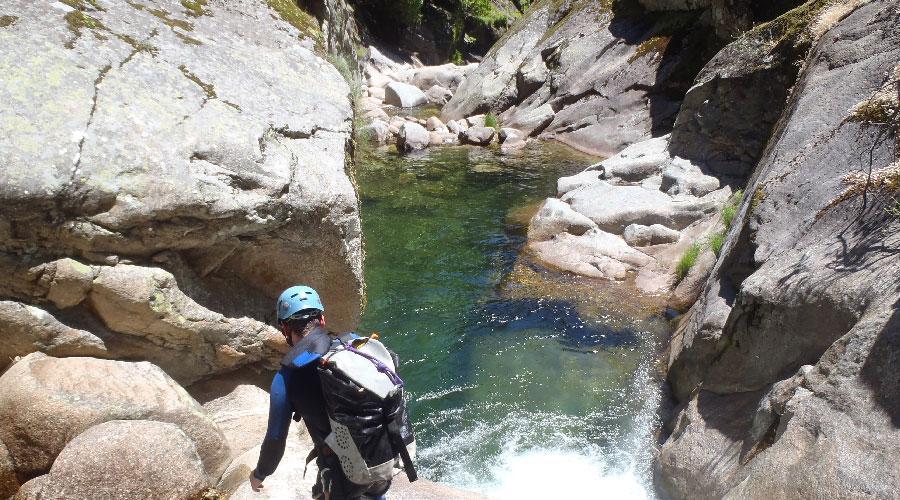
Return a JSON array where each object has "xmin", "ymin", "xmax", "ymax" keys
[{"xmin": 249, "ymin": 470, "xmax": 265, "ymax": 492}]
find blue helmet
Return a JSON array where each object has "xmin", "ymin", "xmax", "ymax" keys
[{"xmin": 276, "ymin": 285, "xmax": 324, "ymax": 322}]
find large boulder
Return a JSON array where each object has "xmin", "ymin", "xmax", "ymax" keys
[
  {"xmin": 528, "ymin": 198, "xmax": 597, "ymax": 242},
  {"xmin": 0, "ymin": 440, "xmax": 16, "ymax": 499},
  {"xmin": 0, "ymin": 353, "xmax": 231, "ymax": 483},
  {"xmin": 658, "ymin": 2, "xmax": 900, "ymax": 497},
  {"xmin": 0, "ymin": 0, "xmax": 364, "ymax": 336},
  {"xmin": 384, "ymin": 81, "xmax": 429, "ymax": 108},
  {"xmin": 0, "ymin": 300, "xmax": 109, "ymax": 367},
  {"xmin": 460, "ymin": 126, "xmax": 496, "ymax": 146},
  {"xmin": 16, "ymin": 420, "xmax": 212, "ymax": 500},
  {"xmin": 443, "ymin": 1, "xmax": 722, "ymax": 156},
  {"xmin": 528, "ymin": 228, "xmax": 655, "ymax": 280}
]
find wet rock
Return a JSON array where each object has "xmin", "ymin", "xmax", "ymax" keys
[
  {"xmin": 16, "ymin": 420, "xmax": 211, "ymax": 500},
  {"xmin": 623, "ymin": 224, "xmax": 682, "ymax": 247},
  {"xmin": 384, "ymin": 81, "xmax": 428, "ymax": 108},
  {"xmin": 461, "ymin": 126, "xmax": 496, "ymax": 146},
  {"xmin": 425, "ymin": 84, "xmax": 453, "ymax": 106},
  {"xmin": 0, "ymin": 353, "xmax": 230, "ymax": 481},
  {"xmin": 397, "ymin": 122, "xmax": 430, "ymax": 152},
  {"xmin": 528, "ymin": 198, "xmax": 597, "ymax": 242},
  {"xmin": 661, "ymin": 157, "xmax": 721, "ymax": 196},
  {"xmin": 360, "ymin": 120, "xmax": 391, "ymax": 144}
]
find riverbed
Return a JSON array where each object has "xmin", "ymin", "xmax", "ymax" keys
[{"xmin": 355, "ymin": 142, "xmax": 669, "ymax": 499}]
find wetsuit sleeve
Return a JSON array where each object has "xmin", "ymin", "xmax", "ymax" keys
[{"xmin": 254, "ymin": 368, "xmax": 294, "ymax": 479}]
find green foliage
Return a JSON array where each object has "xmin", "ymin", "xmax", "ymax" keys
[
  {"xmin": 266, "ymin": 0, "xmax": 322, "ymax": 43},
  {"xmin": 451, "ymin": 49, "xmax": 465, "ymax": 65},
  {"xmin": 721, "ymin": 189, "xmax": 744, "ymax": 229},
  {"xmin": 0, "ymin": 15, "xmax": 17, "ymax": 28},
  {"xmin": 397, "ymin": 0, "xmax": 424, "ymax": 26},
  {"xmin": 675, "ymin": 243, "xmax": 702, "ymax": 282},
  {"xmin": 709, "ymin": 232, "xmax": 726, "ymax": 256},
  {"xmin": 484, "ymin": 112, "xmax": 499, "ymax": 129},
  {"xmin": 181, "ymin": 0, "xmax": 209, "ymax": 17}
]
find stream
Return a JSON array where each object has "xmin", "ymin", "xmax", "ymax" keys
[{"xmin": 355, "ymin": 142, "xmax": 669, "ymax": 499}]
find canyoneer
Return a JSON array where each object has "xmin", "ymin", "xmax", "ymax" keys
[{"xmin": 249, "ymin": 285, "xmax": 416, "ymax": 499}]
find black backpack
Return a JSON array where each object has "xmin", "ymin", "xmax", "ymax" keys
[{"xmin": 316, "ymin": 333, "xmax": 417, "ymax": 485}]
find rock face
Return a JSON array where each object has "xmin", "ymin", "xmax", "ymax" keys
[
  {"xmin": 0, "ymin": 0, "xmax": 364, "ymax": 361},
  {"xmin": 657, "ymin": 2, "xmax": 900, "ymax": 497},
  {"xmin": 442, "ymin": 0, "xmax": 722, "ymax": 156},
  {"xmin": 16, "ymin": 420, "xmax": 211, "ymax": 500},
  {"xmin": 0, "ymin": 353, "xmax": 231, "ymax": 483}
]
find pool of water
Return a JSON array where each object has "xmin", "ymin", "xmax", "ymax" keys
[{"xmin": 355, "ymin": 142, "xmax": 668, "ymax": 498}]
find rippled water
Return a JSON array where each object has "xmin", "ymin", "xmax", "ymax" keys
[{"xmin": 355, "ymin": 143, "xmax": 667, "ymax": 498}]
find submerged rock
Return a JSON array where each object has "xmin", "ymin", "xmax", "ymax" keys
[{"xmin": 16, "ymin": 420, "xmax": 211, "ymax": 500}]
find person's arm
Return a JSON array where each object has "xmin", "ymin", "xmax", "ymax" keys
[{"xmin": 250, "ymin": 368, "xmax": 294, "ymax": 490}]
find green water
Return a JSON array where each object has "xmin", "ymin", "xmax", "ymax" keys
[{"xmin": 355, "ymin": 143, "xmax": 667, "ymax": 498}]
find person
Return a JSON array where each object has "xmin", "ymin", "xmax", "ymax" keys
[{"xmin": 249, "ymin": 285, "xmax": 389, "ymax": 499}]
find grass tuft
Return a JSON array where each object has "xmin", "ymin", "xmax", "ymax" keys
[
  {"xmin": 675, "ymin": 243, "xmax": 702, "ymax": 282},
  {"xmin": 484, "ymin": 112, "xmax": 499, "ymax": 129},
  {"xmin": 709, "ymin": 232, "xmax": 726, "ymax": 256}
]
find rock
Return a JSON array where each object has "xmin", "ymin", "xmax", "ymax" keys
[
  {"xmin": 446, "ymin": 119, "xmax": 463, "ymax": 134},
  {"xmin": 367, "ymin": 72, "xmax": 391, "ymax": 88},
  {"xmin": 360, "ymin": 96, "xmax": 384, "ymax": 112},
  {"xmin": 465, "ymin": 114, "xmax": 486, "ymax": 128},
  {"xmin": 623, "ymin": 224, "xmax": 681, "ymax": 247},
  {"xmin": 389, "ymin": 116, "xmax": 407, "ymax": 129},
  {"xmin": 384, "ymin": 82, "xmax": 428, "ymax": 108},
  {"xmin": 429, "ymin": 132, "xmax": 445, "ymax": 146},
  {"xmin": 0, "ymin": 353, "xmax": 230, "ymax": 481},
  {"xmin": 425, "ymin": 116, "xmax": 447, "ymax": 132},
  {"xmin": 409, "ymin": 64, "xmax": 468, "ymax": 91},
  {"xmin": 425, "ymin": 84, "xmax": 453, "ymax": 106},
  {"xmin": 199, "ymin": 383, "xmax": 271, "ymax": 460},
  {"xmin": 562, "ymin": 181, "xmax": 716, "ymax": 233},
  {"xmin": 16, "ymin": 420, "xmax": 211, "ymax": 500},
  {"xmin": 0, "ymin": 439, "xmax": 17, "ymax": 499},
  {"xmin": 660, "ymin": 3, "xmax": 900, "ymax": 498},
  {"xmin": 360, "ymin": 120, "xmax": 391, "ymax": 144},
  {"xmin": 528, "ymin": 198, "xmax": 598, "ymax": 242},
  {"xmin": 0, "ymin": 0, "xmax": 364, "ymax": 334},
  {"xmin": 668, "ymin": 249, "xmax": 716, "ymax": 311},
  {"xmin": 461, "ymin": 126, "xmax": 496, "ymax": 146},
  {"xmin": 590, "ymin": 135, "xmax": 671, "ymax": 181},
  {"xmin": 397, "ymin": 122, "xmax": 430, "ymax": 152},
  {"xmin": 661, "ymin": 157, "xmax": 721, "ymax": 196},
  {"xmin": 363, "ymin": 107, "xmax": 390, "ymax": 121},
  {"xmin": 368, "ymin": 86, "xmax": 386, "ymax": 100},
  {"xmin": 528, "ymin": 229, "xmax": 654, "ymax": 281},
  {"xmin": 443, "ymin": 2, "xmax": 716, "ymax": 156},
  {"xmin": 557, "ymin": 171, "xmax": 604, "ymax": 196},
  {"xmin": 498, "ymin": 127, "xmax": 524, "ymax": 144}
]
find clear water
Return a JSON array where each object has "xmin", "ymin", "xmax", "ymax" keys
[{"xmin": 355, "ymin": 143, "xmax": 667, "ymax": 499}]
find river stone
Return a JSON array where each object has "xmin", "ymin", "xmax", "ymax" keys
[
  {"xmin": 661, "ymin": 157, "xmax": 721, "ymax": 196},
  {"xmin": 461, "ymin": 126, "xmax": 496, "ymax": 146},
  {"xmin": 529, "ymin": 229, "xmax": 654, "ymax": 280},
  {"xmin": 446, "ymin": 120, "xmax": 464, "ymax": 134},
  {"xmin": 623, "ymin": 224, "xmax": 681, "ymax": 247},
  {"xmin": 0, "ymin": 353, "xmax": 230, "ymax": 482},
  {"xmin": 498, "ymin": 127, "xmax": 524, "ymax": 144},
  {"xmin": 0, "ymin": 0, "xmax": 364, "ymax": 334},
  {"xmin": 384, "ymin": 81, "xmax": 428, "ymax": 108},
  {"xmin": 368, "ymin": 86, "xmax": 386, "ymax": 100},
  {"xmin": 408, "ymin": 63, "xmax": 468, "ymax": 91},
  {"xmin": 660, "ymin": 3, "xmax": 900, "ymax": 497},
  {"xmin": 398, "ymin": 122, "xmax": 430, "ymax": 152},
  {"xmin": 360, "ymin": 120, "xmax": 391, "ymax": 144},
  {"xmin": 425, "ymin": 85, "xmax": 454, "ymax": 106},
  {"xmin": 465, "ymin": 114, "xmax": 487, "ymax": 128},
  {"xmin": 528, "ymin": 198, "xmax": 597, "ymax": 242},
  {"xmin": 562, "ymin": 181, "xmax": 716, "ymax": 233},
  {"xmin": 426, "ymin": 116, "xmax": 447, "ymax": 132},
  {"xmin": 16, "ymin": 420, "xmax": 211, "ymax": 500}
]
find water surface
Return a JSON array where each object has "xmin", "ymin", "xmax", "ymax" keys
[{"xmin": 355, "ymin": 143, "xmax": 667, "ymax": 498}]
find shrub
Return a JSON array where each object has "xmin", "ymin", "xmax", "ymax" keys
[
  {"xmin": 484, "ymin": 112, "xmax": 499, "ymax": 129},
  {"xmin": 675, "ymin": 243, "xmax": 702, "ymax": 282}
]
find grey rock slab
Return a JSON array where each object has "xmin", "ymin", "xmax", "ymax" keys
[
  {"xmin": 0, "ymin": 0, "xmax": 363, "ymax": 333},
  {"xmin": 528, "ymin": 198, "xmax": 597, "ymax": 242},
  {"xmin": 397, "ymin": 122, "xmax": 430, "ymax": 152},
  {"xmin": 16, "ymin": 420, "xmax": 211, "ymax": 500},
  {"xmin": 588, "ymin": 135, "xmax": 671, "ymax": 181},
  {"xmin": 557, "ymin": 170, "xmax": 604, "ymax": 196},
  {"xmin": 384, "ymin": 81, "xmax": 428, "ymax": 108},
  {"xmin": 505, "ymin": 103, "xmax": 554, "ymax": 135}
]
